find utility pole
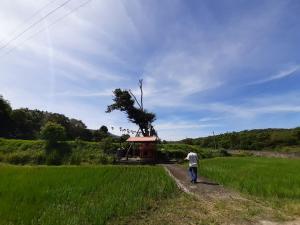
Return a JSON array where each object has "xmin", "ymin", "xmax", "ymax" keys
[
  {"xmin": 213, "ymin": 131, "xmax": 217, "ymax": 150},
  {"xmin": 139, "ymin": 79, "xmax": 143, "ymax": 110}
]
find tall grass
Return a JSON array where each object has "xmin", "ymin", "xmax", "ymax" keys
[
  {"xmin": 200, "ymin": 157, "xmax": 300, "ymax": 199},
  {"xmin": 0, "ymin": 165, "xmax": 177, "ymax": 225}
]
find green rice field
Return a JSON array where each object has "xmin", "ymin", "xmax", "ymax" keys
[
  {"xmin": 200, "ymin": 157, "xmax": 300, "ymax": 199},
  {"xmin": 0, "ymin": 165, "xmax": 177, "ymax": 225}
]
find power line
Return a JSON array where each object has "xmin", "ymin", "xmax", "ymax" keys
[
  {"xmin": 0, "ymin": 0, "xmax": 72, "ymax": 52},
  {"xmin": 0, "ymin": 0, "xmax": 59, "ymax": 46},
  {"xmin": 0, "ymin": 0, "xmax": 92, "ymax": 59}
]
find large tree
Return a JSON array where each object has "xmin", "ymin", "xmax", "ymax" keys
[
  {"xmin": 106, "ymin": 81, "xmax": 156, "ymax": 137},
  {"xmin": 0, "ymin": 95, "xmax": 12, "ymax": 137}
]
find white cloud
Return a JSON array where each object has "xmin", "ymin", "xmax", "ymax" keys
[
  {"xmin": 248, "ymin": 64, "xmax": 300, "ymax": 85},
  {"xmin": 55, "ymin": 89, "xmax": 113, "ymax": 97},
  {"xmin": 0, "ymin": 0, "xmax": 299, "ymax": 141}
]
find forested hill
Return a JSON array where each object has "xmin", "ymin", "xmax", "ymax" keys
[
  {"xmin": 180, "ymin": 128, "xmax": 300, "ymax": 151},
  {"xmin": 0, "ymin": 95, "xmax": 111, "ymax": 141}
]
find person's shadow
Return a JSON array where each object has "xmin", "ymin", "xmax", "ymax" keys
[{"xmin": 196, "ymin": 181, "xmax": 219, "ymax": 185}]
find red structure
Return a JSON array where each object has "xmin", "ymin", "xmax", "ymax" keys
[{"xmin": 126, "ymin": 136, "xmax": 158, "ymax": 161}]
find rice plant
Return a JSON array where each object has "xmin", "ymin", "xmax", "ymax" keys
[{"xmin": 0, "ymin": 165, "xmax": 177, "ymax": 225}]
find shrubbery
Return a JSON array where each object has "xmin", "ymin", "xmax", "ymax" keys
[
  {"xmin": 0, "ymin": 138, "xmax": 117, "ymax": 165},
  {"xmin": 3, "ymin": 151, "xmax": 46, "ymax": 165},
  {"xmin": 41, "ymin": 122, "xmax": 66, "ymax": 145},
  {"xmin": 157, "ymin": 143, "xmax": 229, "ymax": 161}
]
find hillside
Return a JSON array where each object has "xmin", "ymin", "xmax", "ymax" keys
[{"xmin": 179, "ymin": 128, "xmax": 300, "ymax": 152}]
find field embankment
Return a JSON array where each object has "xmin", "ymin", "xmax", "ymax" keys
[
  {"xmin": 0, "ymin": 138, "xmax": 115, "ymax": 165},
  {"xmin": 0, "ymin": 138, "xmax": 228, "ymax": 165},
  {"xmin": 157, "ymin": 143, "xmax": 228, "ymax": 161},
  {"xmin": 0, "ymin": 165, "xmax": 177, "ymax": 225}
]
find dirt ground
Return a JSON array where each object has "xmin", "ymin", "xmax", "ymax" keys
[{"xmin": 163, "ymin": 164, "xmax": 244, "ymax": 200}]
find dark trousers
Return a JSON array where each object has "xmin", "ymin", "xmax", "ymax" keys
[{"xmin": 189, "ymin": 167, "xmax": 197, "ymax": 183}]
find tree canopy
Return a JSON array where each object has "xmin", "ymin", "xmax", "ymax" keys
[
  {"xmin": 180, "ymin": 128, "xmax": 300, "ymax": 150},
  {"xmin": 0, "ymin": 95, "xmax": 13, "ymax": 137},
  {"xmin": 0, "ymin": 95, "xmax": 110, "ymax": 141},
  {"xmin": 40, "ymin": 122, "xmax": 66, "ymax": 144},
  {"xmin": 106, "ymin": 88, "xmax": 156, "ymax": 136}
]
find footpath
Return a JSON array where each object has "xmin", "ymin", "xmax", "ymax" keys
[{"xmin": 163, "ymin": 164, "xmax": 300, "ymax": 225}]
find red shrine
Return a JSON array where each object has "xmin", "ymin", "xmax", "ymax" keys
[{"xmin": 126, "ymin": 136, "xmax": 158, "ymax": 161}]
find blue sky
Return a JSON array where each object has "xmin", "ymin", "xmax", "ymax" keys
[{"xmin": 0, "ymin": 0, "xmax": 300, "ymax": 140}]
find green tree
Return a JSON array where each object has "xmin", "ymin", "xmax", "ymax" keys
[
  {"xmin": 11, "ymin": 108, "xmax": 44, "ymax": 139},
  {"xmin": 40, "ymin": 122, "xmax": 66, "ymax": 145},
  {"xmin": 106, "ymin": 89, "xmax": 156, "ymax": 136},
  {"xmin": 293, "ymin": 127, "xmax": 300, "ymax": 142},
  {"xmin": 93, "ymin": 126, "xmax": 109, "ymax": 141},
  {"xmin": 0, "ymin": 95, "xmax": 12, "ymax": 137},
  {"xmin": 101, "ymin": 137, "xmax": 115, "ymax": 154},
  {"xmin": 119, "ymin": 134, "xmax": 130, "ymax": 142},
  {"xmin": 100, "ymin": 125, "xmax": 108, "ymax": 133},
  {"xmin": 68, "ymin": 118, "xmax": 87, "ymax": 140}
]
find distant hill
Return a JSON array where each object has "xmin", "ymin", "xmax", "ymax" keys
[
  {"xmin": 179, "ymin": 127, "xmax": 300, "ymax": 151},
  {"xmin": 0, "ymin": 95, "xmax": 113, "ymax": 141}
]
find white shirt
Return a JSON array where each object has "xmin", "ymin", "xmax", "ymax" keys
[{"xmin": 186, "ymin": 152, "xmax": 198, "ymax": 167}]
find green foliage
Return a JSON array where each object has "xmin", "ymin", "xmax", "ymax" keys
[
  {"xmin": 182, "ymin": 128, "xmax": 300, "ymax": 151},
  {"xmin": 11, "ymin": 108, "xmax": 45, "ymax": 139},
  {"xmin": 45, "ymin": 149, "xmax": 63, "ymax": 165},
  {"xmin": 106, "ymin": 88, "xmax": 156, "ymax": 136},
  {"xmin": 101, "ymin": 137, "xmax": 116, "ymax": 154},
  {"xmin": 119, "ymin": 134, "xmax": 130, "ymax": 142},
  {"xmin": 0, "ymin": 150, "xmax": 46, "ymax": 165},
  {"xmin": 0, "ymin": 94, "xmax": 109, "ymax": 141},
  {"xmin": 93, "ymin": 128, "xmax": 109, "ymax": 141},
  {"xmin": 0, "ymin": 138, "xmax": 119, "ymax": 165},
  {"xmin": 0, "ymin": 138, "xmax": 45, "ymax": 153},
  {"xmin": 0, "ymin": 95, "xmax": 13, "ymax": 137},
  {"xmin": 0, "ymin": 166, "xmax": 177, "ymax": 225},
  {"xmin": 40, "ymin": 122, "xmax": 66, "ymax": 144},
  {"xmin": 158, "ymin": 143, "xmax": 228, "ymax": 161},
  {"xmin": 99, "ymin": 125, "xmax": 108, "ymax": 133},
  {"xmin": 200, "ymin": 157, "xmax": 300, "ymax": 200}
]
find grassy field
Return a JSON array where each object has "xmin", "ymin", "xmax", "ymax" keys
[
  {"xmin": 200, "ymin": 157, "xmax": 300, "ymax": 215},
  {"xmin": 0, "ymin": 165, "xmax": 177, "ymax": 225}
]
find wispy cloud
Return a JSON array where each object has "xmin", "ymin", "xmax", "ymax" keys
[
  {"xmin": 1, "ymin": 0, "xmax": 300, "ymax": 140},
  {"xmin": 248, "ymin": 64, "xmax": 300, "ymax": 85},
  {"xmin": 55, "ymin": 90, "xmax": 113, "ymax": 97},
  {"xmin": 156, "ymin": 121, "xmax": 220, "ymax": 130}
]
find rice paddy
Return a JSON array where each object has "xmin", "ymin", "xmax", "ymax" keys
[
  {"xmin": 200, "ymin": 157, "xmax": 300, "ymax": 199},
  {"xmin": 0, "ymin": 165, "xmax": 177, "ymax": 225}
]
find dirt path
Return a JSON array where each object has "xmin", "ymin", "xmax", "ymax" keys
[
  {"xmin": 163, "ymin": 164, "xmax": 300, "ymax": 225},
  {"xmin": 163, "ymin": 164, "xmax": 244, "ymax": 200}
]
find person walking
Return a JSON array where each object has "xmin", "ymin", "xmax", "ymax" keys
[{"xmin": 185, "ymin": 151, "xmax": 198, "ymax": 184}]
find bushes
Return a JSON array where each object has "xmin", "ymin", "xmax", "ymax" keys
[
  {"xmin": 157, "ymin": 143, "xmax": 228, "ymax": 161},
  {"xmin": 70, "ymin": 150, "xmax": 82, "ymax": 165},
  {"xmin": 0, "ymin": 138, "xmax": 115, "ymax": 165},
  {"xmin": 101, "ymin": 137, "xmax": 117, "ymax": 154},
  {"xmin": 45, "ymin": 150, "xmax": 63, "ymax": 165},
  {"xmin": 41, "ymin": 122, "xmax": 66, "ymax": 145},
  {"xmin": 4, "ymin": 151, "xmax": 46, "ymax": 165}
]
